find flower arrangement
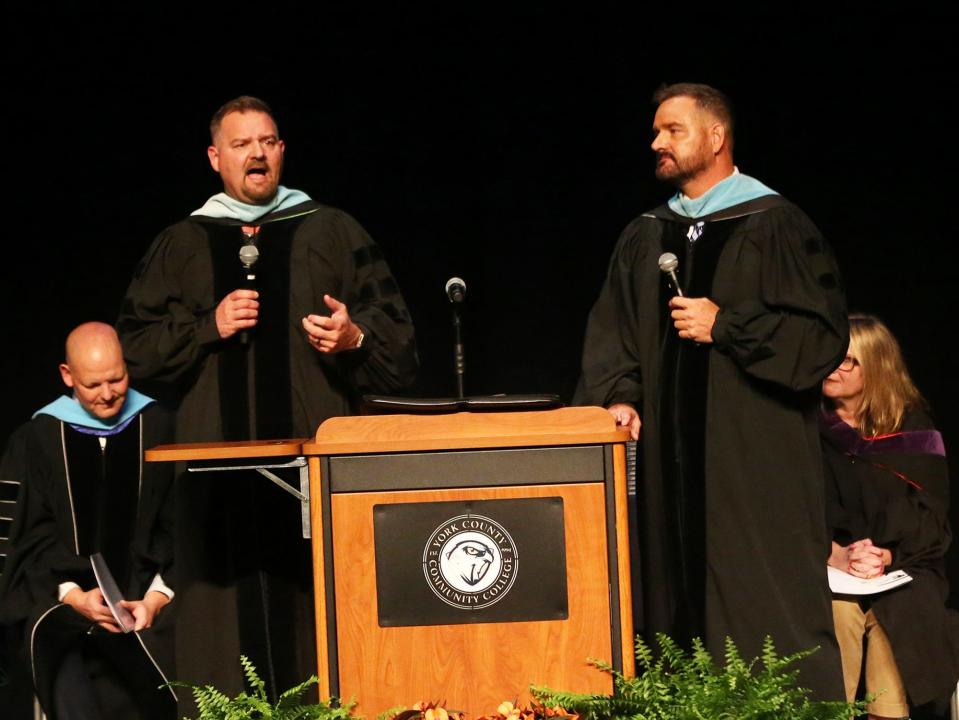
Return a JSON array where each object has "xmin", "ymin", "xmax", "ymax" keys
[
  {"xmin": 474, "ymin": 700, "xmax": 578, "ymax": 720},
  {"xmin": 382, "ymin": 699, "xmax": 576, "ymax": 720},
  {"xmin": 381, "ymin": 700, "xmax": 466, "ymax": 720}
]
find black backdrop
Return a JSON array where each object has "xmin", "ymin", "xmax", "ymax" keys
[{"xmin": 5, "ymin": 10, "xmax": 957, "ymax": 489}]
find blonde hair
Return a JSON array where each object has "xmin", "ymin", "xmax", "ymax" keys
[{"xmin": 842, "ymin": 314, "xmax": 926, "ymax": 435}]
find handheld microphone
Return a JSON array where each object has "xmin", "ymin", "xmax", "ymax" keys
[
  {"xmin": 445, "ymin": 276, "xmax": 466, "ymax": 303},
  {"xmin": 238, "ymin": 243, "xmax": 260, "ymax": 344},
  {"xmin": 657, "ymin": 252, "xmax": 684, "ymax": 297}
]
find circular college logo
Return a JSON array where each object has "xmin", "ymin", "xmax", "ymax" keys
[{"xmin": 422, "ymin": 513, "xmax": 518, "ymax": 610}]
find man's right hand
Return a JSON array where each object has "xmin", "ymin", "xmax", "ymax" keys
[
  {"xmin": 62, "ymin": 587, "xmax": 120, "ymax": 633},
  {"xmin": 607, "ymin": 403, "xmax": 641, "ymax": 440},
  {"xmin": 216, "ymin": 289, "xmax": 259, "ymax": 339}
]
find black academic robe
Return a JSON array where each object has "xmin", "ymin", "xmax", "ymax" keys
[
  {"xmin": 823, "ymin": 410, "xmax": 959, "ymax": 706},
  {"xmin": 116, "ymin": 201, "xmax": 417, "ymax": 703},
  {"xmin": 0, "ymin": 406, "xmax": 175, "ymax": 719},
  {"xmin": 575, "ymin": 195, "xmax": 848, "ymax": 699}
]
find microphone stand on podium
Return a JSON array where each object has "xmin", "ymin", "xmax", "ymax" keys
[
  {"xmin": 363, "ymin": 276, "xmax": 561, "ymax": 413},
  {"xmin": 447, "ymin": 276, "xmax": 467, "ymax": 399}
]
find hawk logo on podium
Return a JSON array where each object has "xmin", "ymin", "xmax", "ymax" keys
[
  {"xmin": 373, "ymin": 497, "xmax": 567, "ymax": 626},
  {"xmin": 424, "ymin": 514, "xmax": 518, "ymax": 610}
]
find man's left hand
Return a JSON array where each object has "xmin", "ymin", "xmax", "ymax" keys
[
  {"xmin": 119, "ymin": 591, "xmax": 171, "ymax": 632},
  {"xmin": 669, "ymin": 296, "xmax": 719, "ymax": 343},
  {"xmin": 302, "ymin": 294, "xmax": 363, "ymax": 353}
]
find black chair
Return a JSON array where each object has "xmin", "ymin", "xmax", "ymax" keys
[{"xmin": 0, "ymin": 425, "xmax": 44, "ymax": 720}]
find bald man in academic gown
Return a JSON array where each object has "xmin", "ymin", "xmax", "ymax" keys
[
  {"xmin": 0, "ymin": 323, "xmax": 176, "ymax": 720},
  {"xmin": 575, "ymin": 85, "xmax": 848, "ymax": 698}
]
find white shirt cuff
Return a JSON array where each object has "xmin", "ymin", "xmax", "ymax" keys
[
  {"xmin": 57, "ymin": 581, "xmax": 81, "ymax": 602},
  {"xmin": 147, "ymin": 573, "xmax": 174, "ymax": 600}
]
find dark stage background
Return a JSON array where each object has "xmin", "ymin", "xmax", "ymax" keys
[{"xmin": 5, "ymin": 9, "xmax": 958, "ymax": 569}]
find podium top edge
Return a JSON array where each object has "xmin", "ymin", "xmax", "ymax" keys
[
  {"xmin": 144, "ymin": 408, "xmax": 632, "ymax": 461},
  {"xmin": 304, "ymin": 406, "xmax": 629, "ymax": 454}
]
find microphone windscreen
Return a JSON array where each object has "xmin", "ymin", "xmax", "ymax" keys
[
  {"xmin": 239, "ymin": 244, "xmax": 260, "ymax": 267},
  {"xmin": 658, "ymin": 252, "xmax": 679, "ymax": 273},
  {"xmin": 445, "ymin": 276, "xmax": 467, "ymax": 302}
]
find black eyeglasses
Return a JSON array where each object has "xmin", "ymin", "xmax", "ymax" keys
[{"xmin": 837, "ymin": 356, "xmax": 860, "ymax": 372}]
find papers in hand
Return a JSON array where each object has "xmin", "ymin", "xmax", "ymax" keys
[
  {"xmin": 90, "ymin": 552, "xmax": 136, "ymax": 632},
  {"xmin": 827, "ymin": 566, "xmax": 913, "ymax": 595}
]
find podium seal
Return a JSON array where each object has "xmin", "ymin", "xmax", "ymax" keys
[{"xmin": 423, "ymin": 513, "xmax": 518, "ymax": 610}]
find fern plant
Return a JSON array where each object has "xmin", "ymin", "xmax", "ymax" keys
[
  {"xmin": 532, "ymin": 634, "xmax": 866, "ymax": 720},
  {"xmin": 167, "ymin": 655, "xmax": 354, "ymax": 720}
]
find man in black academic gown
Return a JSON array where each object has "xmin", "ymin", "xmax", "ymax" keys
[
  {"xmin": 116, "ymin": 96, "xmax": 417, "ymax": 706},
  {"xmin": 575, "ymin": 83, "xmax": 849, "ymax": 699},
  {"xmin": 0, "ymin": 322, "xmax": 176, "ymax": 720}
]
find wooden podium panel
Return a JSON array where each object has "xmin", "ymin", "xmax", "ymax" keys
[
  {"xmin": 330, "ymin": 483, "xmax": 612, "ymax": 716},
  {"xmin": 307, "ymin": 408, "xmax": 633, "ymax": 717}
]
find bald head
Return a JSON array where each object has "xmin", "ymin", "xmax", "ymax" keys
[{"xmin": 60, "ymin": 322, "xmax": 130, "ymax": 420}]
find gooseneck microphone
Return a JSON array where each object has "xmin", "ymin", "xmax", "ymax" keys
[
  {"xmin": 445, "ymin": 276, "xmax": 466, "ymax": 304},
  {"xmin": 445, "ymin": 277, "xmax": 467, "ymax": 398},
  {"xmin": 657, "ymin": 252, "xmax": 684, "ymax": 297},
  {"xmin": 238, "ymin": 242, "xmax": 260, "ymax": 345}
]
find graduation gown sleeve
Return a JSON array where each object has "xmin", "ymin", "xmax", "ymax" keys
[
  {"xmin": 302, "ymin": 208, "xmax": 417, "ymax": 394},
  {"xmin": 0, "ymin": 422, "xmax": 59, "ymax": 625},
  {"xmin": 573, "ymin": 217, "xmax": 654, "ymax": 408},
  {"xmin": 117, "ymin": 222, "xmax": 223, "ymax": 387},
  {"xmin": 0, "ymin": 422, "xmax": 82, "ymax": 623},
  {"xmin": 710, "ymin": 205, "xmax": 848, "ymax": 392}
]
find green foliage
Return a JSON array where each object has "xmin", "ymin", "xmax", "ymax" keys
[
  {"xmin": 532, "ymin": 634, "xmax": 867, "ymax": 720},
  {"xmin": 166, "ymin": 655, "xmax": 355, "ymax": 720}
]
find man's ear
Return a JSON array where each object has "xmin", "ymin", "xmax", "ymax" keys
[
  {"xmin": 710, "ymin": 123, "xmax": 727, "ymax": 155},
  {"xmin": 709, "ymin": 123, "xmax": 726, "ymax": 155},
  {"xmin": 207, "ymin": 145, "xmax": 220, "ymax": 172},
  {"xmin": 59, "ymin": 363, "xmax": 75, "ymax": 389}
]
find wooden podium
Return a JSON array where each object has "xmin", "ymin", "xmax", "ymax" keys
[{"xmin": 302, "ymin": 407, "xmax": 633, "ymax": 716}]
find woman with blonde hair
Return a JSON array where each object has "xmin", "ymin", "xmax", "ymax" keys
[{"xmin": 822, "ymin": 313, "xmax": 958, "ymax": 719}]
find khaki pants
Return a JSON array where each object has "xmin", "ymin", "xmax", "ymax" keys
[{"xmin": 832, "ymin": 599, "xmax": 909, "ymax": 718}]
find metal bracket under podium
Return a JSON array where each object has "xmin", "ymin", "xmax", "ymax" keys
[{"xmin": 187, "ymin": 457, "xmax": 311, "ymax": 538}]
